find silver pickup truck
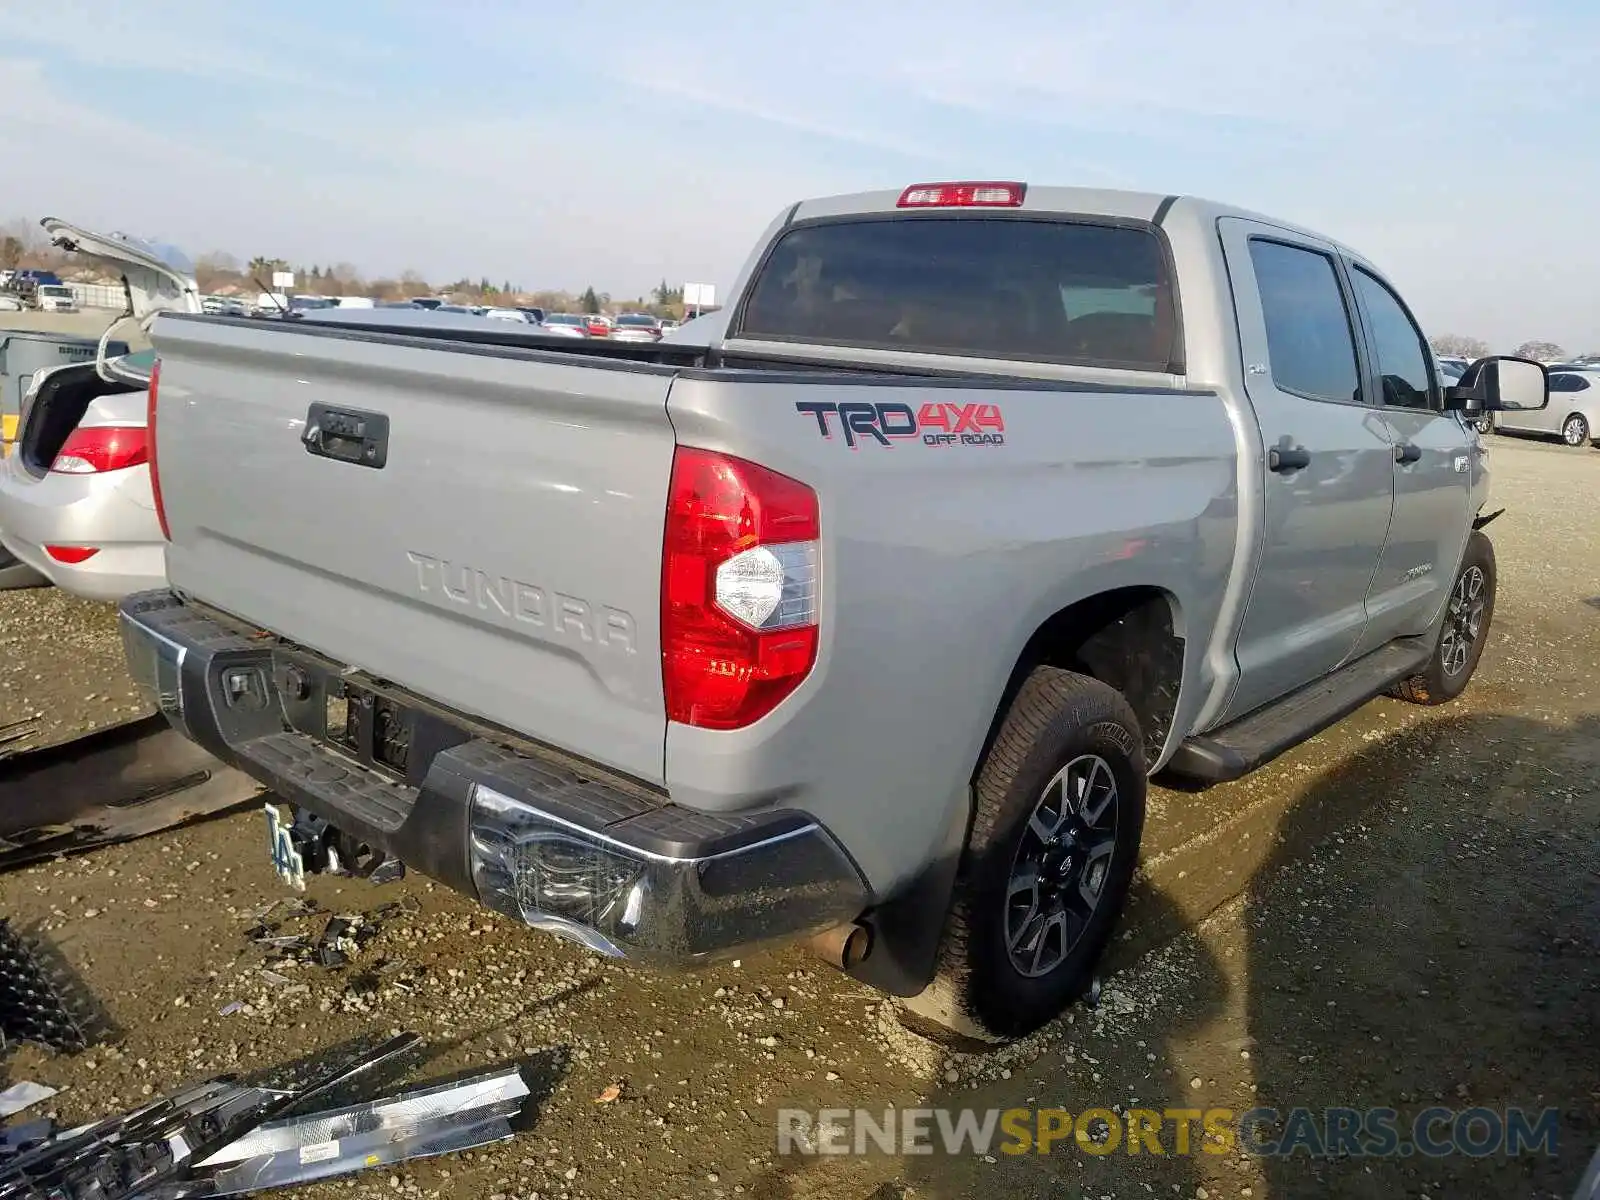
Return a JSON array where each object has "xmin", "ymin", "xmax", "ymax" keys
[{"xmin": 117, "ymin": 182, "xmax": 1548, "ymax": 1044}]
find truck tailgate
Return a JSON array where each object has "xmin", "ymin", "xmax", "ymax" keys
[{"xmin": 148, "ymin": 316, "xmax": 676, "ymax": 785}]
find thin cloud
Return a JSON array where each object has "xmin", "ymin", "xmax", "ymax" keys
[{"xmin": 0, "ymin": 0, "xmax": 1594, "ymax": 346}]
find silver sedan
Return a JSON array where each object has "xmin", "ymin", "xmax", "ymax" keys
[{"xmin": 0, "ymin": 351, "xmax": 166, "ymax": 600}]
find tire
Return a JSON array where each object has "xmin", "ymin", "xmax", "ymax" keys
[
  {"xmin": 894, "ymin": 668, "xmax": 1146, "ymax": 1046},
  {"xmin": 1389, "ymin": 530, "xmax": 1496, "ymax": 706},
  {"xmin": 1562, "ymin": 413, "xmax": 1590, "ymax": 447}
]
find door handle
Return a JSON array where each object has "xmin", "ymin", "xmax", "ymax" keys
[
  {"xmin": 301, "ymin": 403, "xmax": 390, "ymax": 469},
  {"xmin": 1267, "ymin": 445, "xmax": 1311, "ymax": 474},
  {"xmin": 1394, "ymin": 443, "xmax": 1422, "ymax": 465}
]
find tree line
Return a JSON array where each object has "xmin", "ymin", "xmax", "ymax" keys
[{"xmin": 1430, "ymin": 334, "xmax": 1593, "ymax": 363}]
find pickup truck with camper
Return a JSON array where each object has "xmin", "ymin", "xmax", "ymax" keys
[{"xmin": 115, "ymin": 182, "xmax": 1548, "ymax": 1044}]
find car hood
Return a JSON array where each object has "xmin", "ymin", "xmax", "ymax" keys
[{"xmin": 40, "ymin": 218, "xmax": 202, "ymax": 319}]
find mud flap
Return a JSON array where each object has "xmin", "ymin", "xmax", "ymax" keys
[{"xmin": 0, "ymin": 714, "xmax": 265, "ymax": 870}]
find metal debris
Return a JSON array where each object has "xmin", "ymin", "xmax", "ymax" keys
[
  {"xmin": 0, "ymin": 717, "xmax": 262, "ymax": 871},
  {"xmin": 0, "ymin": 1034, "xmax": 531, "ymax": 1198},
  {"xmin": 194, "ymin": 1066, "xmax": 529, "ymax": 1195},
  {"xmin": 0, "ymin": 719, "xmax": 39, "ymax": 764}
]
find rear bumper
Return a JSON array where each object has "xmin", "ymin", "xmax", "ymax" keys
[
  {"xmin": 118, "ymin": 589, "xmax": 870, "ymax": 967},
  {"xmin": 0, "ymin": 461, "xmax": 166, "ymax": 601}
]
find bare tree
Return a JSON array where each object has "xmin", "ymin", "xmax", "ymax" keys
[
  {"xmin": 1512, "ymin": 340, "xmax": 1566, "ymax": 362},
  {"xmin": 0, "ymin": 236, "xmax": 22, "ymax": 271},
  {"xmin": 1429, "ymin": 334, "xmax": 1489, "ymax": 359}
]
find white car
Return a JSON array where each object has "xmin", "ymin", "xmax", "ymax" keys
[
  {"xmin": 0, "ymin": 219, "xmax": 202, "ymax": 601},
  {"xmin": 33, "ymin": 284, "xmax": 77, "ymax": 313},
  {"xmin": 481, "ymin": 307, "xmax": 530, "ymax": 323},
  {"xmin": 1493, "ymin": 368, "xmax": 1600, "ymax": 448}
]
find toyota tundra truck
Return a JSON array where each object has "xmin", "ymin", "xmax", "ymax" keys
[{"xmin": 116, "ymin": 182, "xmax": 1548, "ymax": 1043}]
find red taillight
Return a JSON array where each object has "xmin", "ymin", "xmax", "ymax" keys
[
  {"xmin": 44, "ymin": 545, "xmax": 99, "ymax": 564},
  {"xmin": 896, "ymin": 181, "xmax": 1026, "ymax": 208},
  {"xmin": 147, "ymin": 358, "xmax": 169, "ymax": 541},
  {"xmin": 50, "ymin": 426, "xmax": 149, "ymax": 474},
  {"xmin": 661, "ymin": 448, "xmax": 821, "ymax": 730}
]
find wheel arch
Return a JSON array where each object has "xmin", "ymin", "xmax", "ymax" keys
[{"xmin": 973, "ymin": 585, "xmax": 1186, "ymax": 782}]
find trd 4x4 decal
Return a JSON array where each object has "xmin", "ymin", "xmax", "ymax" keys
[{"xmin": 794, "ymin": 401, "xmax": 1006, "ymax": 448}]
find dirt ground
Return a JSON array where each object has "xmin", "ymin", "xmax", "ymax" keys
[{"xmin": 0, "ymin": 424, "xmax": 1595, "ymax": 1199}]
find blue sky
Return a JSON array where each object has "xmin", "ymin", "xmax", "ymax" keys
[{"xmin": 2, "ymin": 0, "xmax": 1596, "ymax": 349}]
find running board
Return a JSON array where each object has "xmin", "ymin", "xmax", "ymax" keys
[{"xmin": 1164, "ymin": 638, "xmax": 1431, "ymax": 784}]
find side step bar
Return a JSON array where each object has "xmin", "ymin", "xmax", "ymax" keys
[{"xmin": 1164, "ymin": 638, "xmax": 1431, "ymax": 784}]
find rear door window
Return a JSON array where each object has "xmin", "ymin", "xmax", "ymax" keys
[
  {"xmin": 737, "ymin": 217, "xmax": 1179, "ymax": 371},
  {"xmin": 1247, "ymin": 239, "xmax": 1362, "ymax": 405}
]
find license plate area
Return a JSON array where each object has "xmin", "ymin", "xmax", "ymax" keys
[
  {"xmin": 271, "ymin": 649, "xmax": 472, "ymax": 788},
  {"xmin": 323, "ymin": 679, "xmax": 413, "ymax": 778}
]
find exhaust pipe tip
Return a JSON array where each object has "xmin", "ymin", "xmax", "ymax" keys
[{"xmin": 809, "ymin": 921, "xmax": 873, "ymax": 971}]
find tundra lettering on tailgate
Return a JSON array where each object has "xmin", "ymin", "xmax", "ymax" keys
[
  {"xmin": 795, "ymin": 401, "xmax": 1005, "ymax": 448},
  {"xmin": 406, "ymin": 551, "xmax": 636, "ymax": 653}
]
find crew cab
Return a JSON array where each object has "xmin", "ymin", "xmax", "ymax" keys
[{"xmin": 117, "ymin": 182, "xmax": 1547, "ymax": 1043}]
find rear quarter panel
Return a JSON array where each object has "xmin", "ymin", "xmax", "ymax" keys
[{"xmin": 664, "ymin": 373, "xmax": 1240, "ymax": 894}]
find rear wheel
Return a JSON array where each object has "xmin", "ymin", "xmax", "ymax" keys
[
  {"xmin": 894, "ymin": 667, "xmax": 1146, "ymax": 1046},
  {"xmin": 1562, "ymin": 414, "xmax": 1590, "ymax": 447},
  {"xmin": 1390, "ymin": 531, "xmax": 1496, "ymax": 706}
]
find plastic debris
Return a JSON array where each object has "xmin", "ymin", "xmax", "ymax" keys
[{"xmin": 0, "ymin": 920, "xmax": 101, "ymax": 1052}]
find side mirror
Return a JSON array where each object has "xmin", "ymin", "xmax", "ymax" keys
[{"xmin": 1444, "ymin": 355, "xmax": 1550, "ymax": 414}]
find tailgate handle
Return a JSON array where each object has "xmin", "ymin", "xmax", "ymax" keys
[{"xmin": 302, "ymin": 403, "xmax": 389, "ymax": 469}]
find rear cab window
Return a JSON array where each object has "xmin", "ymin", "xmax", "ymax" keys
[{"xmin": 735, "ymin": 216, "xmax": 1181, "ymax": 372}]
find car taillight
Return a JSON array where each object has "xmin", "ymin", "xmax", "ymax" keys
[
  {"xmin": 896, "ymin": 181, "xmax": 1026, "ymax": 208},
  {"xmin": 661, "ymin": 448, "xmax": 820, "ymax": 730},
  {"xmin": 147, "ymin": 359, "xmax": 169, "ymax": 540},
  {"xmin": 44, "ymin": 545, "xmax": 98, "ymax": 564},
  {"xmin": 50, "ymin": 426, "xmax": 149, "ymax": 474}
]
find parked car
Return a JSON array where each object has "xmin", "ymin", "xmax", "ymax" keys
[
  {"xmin": 582, "ymin": 313, "xmax": 613, "ymax": 337},
  {"xmin": 0, "ymin": 219, "xmax": 201, "ymax": 601},
  {"xmin": 117, "ymin": 181, "xmax": 1543, "ymax": 1045},
  {"xmin": 1491, "ymin": 368, "xmax": 1600, "ymax": 447},
  {"xmin": 535, "ymin": 322, "xmax": 584, "ymax": 338},
  {"xmin": 517, "ymin": 307, "xmax": 547, "ymax": 324},
  {"xmin": 481, "ymin": 307, "xmax": 530, "ymax": 323},
  {"xmin": 0, "ymin": 294, "xmax": 22, "ymax": 312},
  {"xmin": 33, "ymin": 284, "xmax": 77, "ymax": 313},
  {"xmin": 540, "ymin": 313, "xmax": 590, "ymax": 335},
  {"xmin": 609, "ymin": 313, "xmax": 664, "ymax": 342}
]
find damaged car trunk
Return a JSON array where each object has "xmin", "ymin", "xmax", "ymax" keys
[{"xmin": 14, "ymin": 359, "xmax": 148, "ymax": 480}]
